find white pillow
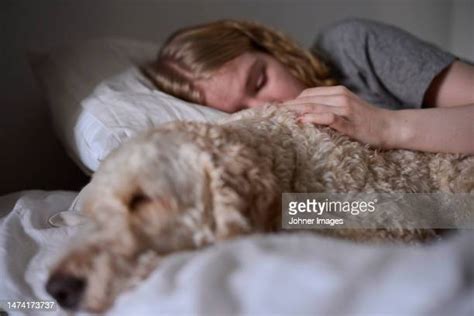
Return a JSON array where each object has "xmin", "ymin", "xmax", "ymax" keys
[
  {"xmin": 30, "ymin": 38, "xmax": 228, "ymax": 174},
  {"xmin": 79, "ymin": 68, "xmax": 228, "ymax": 171}
]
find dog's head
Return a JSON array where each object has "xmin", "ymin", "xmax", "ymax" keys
[{"xmin": 46, "ymin": 122, "xmax": 279, "ymax": 312}]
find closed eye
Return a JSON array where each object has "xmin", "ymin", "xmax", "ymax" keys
[{"xmin": 255, "ymin": 67, "xmax": 267, "ymax": 93}]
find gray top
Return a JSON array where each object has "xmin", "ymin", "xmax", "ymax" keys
[{"xmin": 313, "ymin": 18, "xmax": 456, "ymax": 110}]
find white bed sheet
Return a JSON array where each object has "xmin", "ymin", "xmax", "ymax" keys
[{"xmin": 0, "ymin": 191, "xmax": 473, "ymax": 316}]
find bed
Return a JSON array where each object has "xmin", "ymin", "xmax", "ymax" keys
[
  {"xmin": 1, "ymin": 190, "xmax": 473, "ymax": 315},
  {"xmin": 2, "ymin": 2, "xmax": 474, "ymax": 314}
]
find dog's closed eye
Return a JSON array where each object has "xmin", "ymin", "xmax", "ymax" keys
[{"xmin": 128, "ymin": 193, "xmax": 151, "ymax": 212}]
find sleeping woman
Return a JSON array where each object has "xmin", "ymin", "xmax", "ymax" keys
[{"xmin": 142, "ymin": 18, "xmax": 474, "ymax": 154}]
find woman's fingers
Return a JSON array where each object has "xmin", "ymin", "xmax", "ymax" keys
[
  {"xmin": 298, "ymin": 85, "xmax": 352, "ymax": 98},
  {"xmin": 299, "ymin": 112, "xmax": 352, "ymax": 134},
  {"xmin": 285, "ymin": 86, "xmax": 393, "ymax": 148},
  {"xmin": 298, "ymin": 112, "xmax": 336, "ymax": 125},
  {"xmin": 330, "ymin": 115, "xmax": 353, "ymax": 135},
  {"xmin": 284, "ymin": 103, "xmax": 347, "ymax": 116},
  {"xmin": 284, "ymin": 94, "xmax": 351, "ymax": 109}
]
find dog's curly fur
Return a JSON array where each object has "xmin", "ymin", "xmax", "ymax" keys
[{"xmin": 47, "ymin": 105, "xmax": 474, "ymax": 312}]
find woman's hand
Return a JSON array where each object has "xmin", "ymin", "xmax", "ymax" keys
[{"xmin": 283, "ymin": 85, "xmax": 395, "ymax": 148}]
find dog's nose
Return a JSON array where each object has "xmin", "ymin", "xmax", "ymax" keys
[{"xmin": 46, "ymin": 273, "xmax": 86, "ymax": 310}]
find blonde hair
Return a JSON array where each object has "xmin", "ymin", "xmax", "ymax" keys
[{"xmin": 142, "ymin": 19, "xmax": 337, "ymax": 104}]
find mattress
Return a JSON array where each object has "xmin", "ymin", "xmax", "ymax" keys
[{"xmin": 0, "ymin": 190, "xmax": 473, "ymax": 315}]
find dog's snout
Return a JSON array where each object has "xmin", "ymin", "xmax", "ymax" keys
[{"xmin": 46, "ymin": 273, "xmax": 86, "ymax": 310}]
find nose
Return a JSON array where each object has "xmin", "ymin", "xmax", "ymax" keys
[{"xmin": 46, "ymin": 273, "xmax": 86, "ymax": 310}]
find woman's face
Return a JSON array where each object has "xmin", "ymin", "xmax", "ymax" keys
[{"xmin": 195, "ymin": 51, "xmax": 305, "ymax": 113}]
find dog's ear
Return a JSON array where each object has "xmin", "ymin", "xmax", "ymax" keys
[{"xmin": 203, "ymin": 144, "xmax": 280, "ymax": 240}]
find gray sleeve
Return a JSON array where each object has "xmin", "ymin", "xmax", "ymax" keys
[{"xmin": 313, "ymin": 18, "xmax": 456, "ymax": 108}]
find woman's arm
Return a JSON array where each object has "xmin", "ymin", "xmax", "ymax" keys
[
  {"xmin": 390, "ymin": 60, "xmax": 474, "ymax": 153},
  {"xmin": 424, "ymin": 61, "xmax": 474, "ymax": 108},
  {"xmin": 283, "ymin": 60, "xmax": 474, "ymax": 154},
  {"xmin": 388, "ymin": 104, "xmax": 474, "ymax": 154}
]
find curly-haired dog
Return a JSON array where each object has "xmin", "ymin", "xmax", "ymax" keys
[{"xmin": 46, "ymin": 105, "xmax": 474, "ymax": 312}]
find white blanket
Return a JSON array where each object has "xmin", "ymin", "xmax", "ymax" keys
[{"xmin": 1, "ymin": 191, "xmax": 473, "ymax": 315}]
